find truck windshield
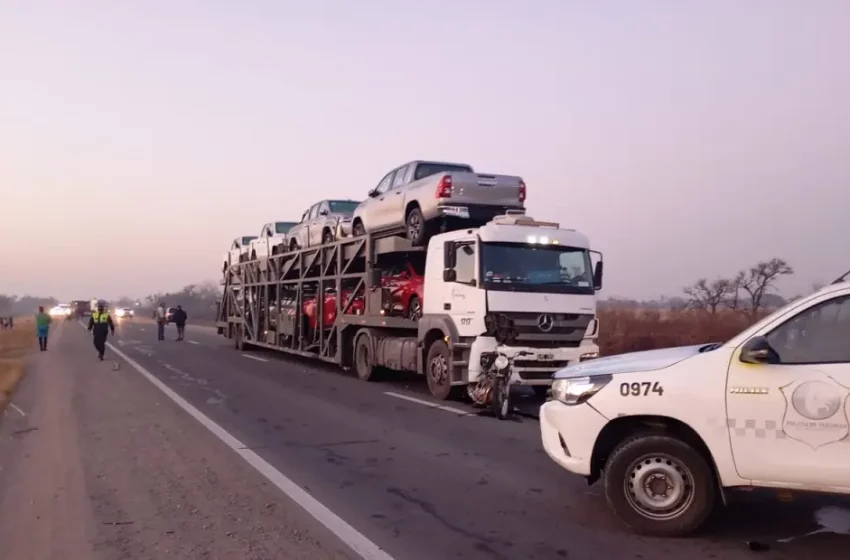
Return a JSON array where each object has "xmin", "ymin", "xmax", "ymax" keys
[
  {"xmin": 328, "ymin": 201, "xmax": 360, "ymax": 214},
  {"xmin": 479, "ymin": 242, "xmax": 594, "ymax": 295},
  {"xmin": 275, "ymin": 222, "xmax": 297, "ymax": 234},
  {"xmin": 414, "ymin": 163, "xmax": 473, "ymax": 181}
]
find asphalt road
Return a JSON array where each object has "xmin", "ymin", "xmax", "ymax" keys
[{"xmin": 2, "ymin": 318, "xmax": 848, "ymax": 559}]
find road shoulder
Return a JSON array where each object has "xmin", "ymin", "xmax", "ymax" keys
[{"xmin": 0, "ymin": 322, "xmax": 356, "ymax": 560}]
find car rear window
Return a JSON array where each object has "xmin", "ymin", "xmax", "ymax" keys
[
  {"xmin": 275, "ymin": 222, "xmax": 297, "ymax": 234},
  {"xmin": 241, "ymin": 236, "xmax": 256, "ymax": 245},
  {"xmin": 328, "ymin": 201, "xmax": 360, "ymax": 214},
  {"xmin": 414, "ymin": 163, "xmax": 473, "ymax": 181}
]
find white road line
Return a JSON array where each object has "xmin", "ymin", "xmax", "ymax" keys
[
  {"xmin": 242, "ymin": 354, "xmax": 268, "ymax": 362},
  {"xmin": 383, "ymin": 391, "xmax": 474, "ymax": 416},
  {"xmin": 105, "ymin": 341, "xmax": 394, "ymax": 560},
  {"xmin": 188, "ymin": 340, "xmax": 200, "ymax": 345},
  {"xmin": 9, "ymin": 403, "xmax": 26, "ymax": 417}
]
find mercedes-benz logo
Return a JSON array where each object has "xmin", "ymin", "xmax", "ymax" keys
[{"xmin": 537, "ymin": 314, "xmax": 554, "ymax": 332}]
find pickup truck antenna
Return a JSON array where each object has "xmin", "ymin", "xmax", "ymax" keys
[{"xmin": 831, "ymin": 269, "xmax": 850, "ymax": 285}]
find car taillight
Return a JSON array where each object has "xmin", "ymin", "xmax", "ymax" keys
[
  {"xmin": 435, "ymin": 175, "xmax": 452, "ymax": 198},
  {"xmin": 518, "ymin": 180, "xmax": 526, "ymax": 203}
]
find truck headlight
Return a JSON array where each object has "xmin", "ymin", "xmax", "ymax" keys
[{"xmin": 550, "ymin": 375, "xmax": 611, "ymax": 406}]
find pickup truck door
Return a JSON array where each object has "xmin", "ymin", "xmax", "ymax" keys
[
  {"xmin": 362, "ymin": 171, "xmax": 395, "ymax": 231},
  {"xmin": 383, "ymin": 164, "xmax": 410, "ymax": 229},
  {"xmin": 725, "ymin": 290, "xmax": 850, "ymax": 489}
]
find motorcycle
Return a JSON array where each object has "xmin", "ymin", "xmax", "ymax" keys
[{"xmin": 468, "ymin": 350, "xmax": 533, "ymax": 420}]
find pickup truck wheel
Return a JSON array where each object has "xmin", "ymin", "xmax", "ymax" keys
[
  {"xmin": 426, "ymin": 340, "xmax": 452, "ymax": 400},
  {"xmin": 354, "ymin": 332, "xmax": 375, "ymax": 381},
  {"xmin": 405, "ymin": 207, "xmax": 427, "ymax": 246},
  {"xmin": 289, "ymin": 239, "xmax": 299, "ymax": 252},
  {"xmin": 603, "ymin": 434, "xmax": 716, "ymax": 537},
  {"xmin": 353, "ymin": 221, "xmax": 366, "ymax": 237},
  {"xmin": 322, "ymin": 229, "xmax": 334, "ymax": 245}
]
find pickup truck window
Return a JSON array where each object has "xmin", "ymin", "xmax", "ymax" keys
[
  {"xmin": 375, "ymin": 173, "xmax": 393, "ymax": 195},
  {"xmin": 275, "ymin": 222, "xmax": 296, "ymax": 234},
  {"xmin": 328, "ymin": 200, "xmax": 360, "ymax": 214},
  {"xmin": 413, "ymin": 163, "xmax": 473, "ymax": 182},
  {"xmin": 766, "ymin": 295, "xmax": 850, "ymax": 364},
  {"xmin": 392, "ymin": 165, "xmax": 409, "ymax": 188},
  {"xmin": 241, "ymin": 236, "xmax": 256, "ymax": 246},
  {"xmin": 308, "ymin": 204, "xmax": 320, "ymax": 220}
]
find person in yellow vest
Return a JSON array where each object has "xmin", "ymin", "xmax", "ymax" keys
[{"xmin": 87, "ymin": 301, "xmax": 115, "ymax": 361}]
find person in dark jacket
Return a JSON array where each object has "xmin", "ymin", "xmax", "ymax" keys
[
  {"xmin": 87, "ymin": 302, "xmax": 115, "ymax": 360},
  {"xmin": 173, "ymin": 305, "xmax": 188, "ymax": 341}
]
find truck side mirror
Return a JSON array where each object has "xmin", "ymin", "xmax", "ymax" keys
[
  {"xmin": 443, "ymin": 269, "xmax": 457, "ymax": 282},
  {"xmin": 367, "ymin": 188, "xmax": 378, "ymax": 198},
  {"xmin": 593, "ymin": 260, "xmax": 603, "ymax": 291},
  {"xmin": 740, "ymin": 336, "xmax": 779, "ymax": 364},
  {"xmin": 320, "ymin": 209, "xmax": 329, "ymax": 216}
]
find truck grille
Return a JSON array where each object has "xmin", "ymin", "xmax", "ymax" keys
[{"xmin": 485, "ymin": 312, "xmax": 593, "ymax": 348}]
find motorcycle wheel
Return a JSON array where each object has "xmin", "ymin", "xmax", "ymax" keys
[{"xmin": 492, "ymin": 376, "xmax": 511, "ymax": 420}]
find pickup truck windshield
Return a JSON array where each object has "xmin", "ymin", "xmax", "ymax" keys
[
  {"xmin": 414, "ymin": 163, "xmax": 473, "ymax": 181},
  {"xmin": 241, "ymin": 236, "xmax": 257, "ymax": 245},
  {"xmin": 479, "ymin": 242, "xmax": 594, "ymax": 295},
  {"xmin": 328, "ymin": 201, "xmax": 360, "ymax": 214},
  {"xmin": 275, "ymin": 222, "xmax": 297, "ymax": 234}
]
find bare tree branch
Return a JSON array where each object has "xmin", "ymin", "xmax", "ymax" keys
[
  {"xmin": 740, "ymin": 258, "xmax": 794, "ymax": 317},
  {"xmin": 683, "ymin": 278, "xmax": 734, "ymax": 314}
]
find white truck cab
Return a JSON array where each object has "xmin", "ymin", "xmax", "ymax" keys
[
  {"xmin": 421, "ymin": 213, "xmax": 602, "ymax": 396},
  {"xmin": 540, "ymin": 280, "xmax": 850, "ymax": 536}
]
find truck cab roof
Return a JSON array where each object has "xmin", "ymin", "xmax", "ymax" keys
[{"xmin": 431, "ymin": 213, "xmax": 591, "ymax": 249}]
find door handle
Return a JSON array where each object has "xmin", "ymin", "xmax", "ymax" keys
[
  {"xmin": 379, "ymin": 197, "xmax": 385, "ymax": 201},
  {"xmin": 394, "ymin": 191, "xmax": 401, "ymax": 195}
]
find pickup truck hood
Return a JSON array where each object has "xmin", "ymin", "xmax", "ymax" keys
[{"xmin": 553, "ymin": 344, "xmax": 710, "ymax": 379}]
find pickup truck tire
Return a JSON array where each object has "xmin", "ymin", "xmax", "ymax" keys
[
  {"xmin": 353, "ymin": 221, "xmax": 366, "ymax": 237},
  {"xmin": 289, "ymin": 238, "xmax": 299, "ymax": 252},
  {"xmin": 425, "ymin": 340, "xmax": 452, "ymax": 400},
  {"xmin": 603, "ymin": 434, "xmax": 716, "ymax": 537},
  {"xmin": 322, "ymin": 229, "xmax": 334, "ymax": 245},
  {"xmin": 406, "ymin": 207, "xmax": 427, "ymax": 246}
]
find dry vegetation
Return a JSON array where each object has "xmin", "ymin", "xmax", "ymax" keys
[
  {"xmin": 597, "ymin": 308, "xmax": 765, "ymax": 356},
  {"xmin": 0, "ymin": 317, "xmax": 36, "ymax": 409}
]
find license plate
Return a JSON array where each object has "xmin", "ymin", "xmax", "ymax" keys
[{"xmin": 538, "ymin": 353, "xmax": 554, "ymax": 361}]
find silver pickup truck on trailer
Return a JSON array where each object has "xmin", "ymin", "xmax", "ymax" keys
[{"xmin": 350, "ymin": 160, "xmax": 527, "ymax": 246}]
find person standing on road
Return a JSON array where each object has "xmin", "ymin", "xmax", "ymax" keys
[
  {"xmin": 153, "ymin": 302, "xmax": 167, "ymax": 341},
  {"xmin": 87, "ymin": 302, "xmax": 115, "ymax": 361},
  {"xmin": 35, "ymin": 307, "xmax": 52, "ymax": 351},
  {"xmin": 173, "ymin": 305, "xmax": 188, "ymax": 341}
]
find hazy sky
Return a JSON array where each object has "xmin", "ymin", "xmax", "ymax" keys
[{"xmin": 2, "ymin": 0, "xmax": 849, "ymax": 302}]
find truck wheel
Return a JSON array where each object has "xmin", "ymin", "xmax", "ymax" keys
[
  {"xmin": 322, "ymin": 229, "xmax": 334, "ymax": 245},
  {"xmin": 353, "ymin": 221, "xmax": 366, "ymax": 237},
  {"xmin": 425, "ymin": 340, "xmax": 452, "ymax": 400},
  {"xmin": 354, "ymin": 332, "xmax": 375, "ymax": 381},
  {"xmin": 603, "ymin": 434, "xmax": 717, "ymax": 537},
  {"xmin": 405, "ymin": 207, "xmax": 427, "ymax": 246},
  {"xmin": 289, "ymin": 239, "xmax": 299, "ymax": 252}
]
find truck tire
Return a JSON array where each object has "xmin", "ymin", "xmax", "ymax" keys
[
  {"xmin": 405, "ymin": 207, "xmax": 427, "ymax": 246},
  {"xmin": 322, "ymin": 229, "xmax": 334, "ymax": 245},
  {"xmin": 354, "ymin": 332, "xmax": 375, "ymax": 381},
  {"xmin": 290, "ymin": 238, "xmax": 299, "ymax": 252},
  {"xmin": 353, "ymin": 221, "xmax": 366, "ymax": 237},
  {"xmin": 602, "ymin": 434, "xmax": 717, "ymax": 537},
  {"xmin": 425, "ymin": 340, "xmax": 452, "ymax": 400}
]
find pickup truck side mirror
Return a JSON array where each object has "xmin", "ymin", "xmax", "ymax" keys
[
  {"xmin": 593, "ymin": 260, "xmax": 604, "ymax": 291},
  {"xmin": 319, "ymin": 209, "xmax": 329, "ymax": 216},
  {"xmin": 739, "ymin": 336, "xmax": 779, "ymax": 364},
  {"xmin": 367, "ymin": 188, "xmax": 378, "ymax": 198}
]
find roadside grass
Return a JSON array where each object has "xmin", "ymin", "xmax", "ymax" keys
[{"xmin": 0, "ymin": 318, "xmax": 36, "ymax": 409}]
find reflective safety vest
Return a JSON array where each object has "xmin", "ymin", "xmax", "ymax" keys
[{"xmin": 92, "ymin": 312, "xmax": 110, "ymax": 323}]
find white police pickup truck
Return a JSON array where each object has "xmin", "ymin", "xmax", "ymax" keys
[{"xmin": 540, "ymin": 279, "xmax": 850, "ymax": 536}]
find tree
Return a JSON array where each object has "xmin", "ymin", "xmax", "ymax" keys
[
  {"xmin": 723, "ymin": 271, "xmax": 745, "ymax": 311},
  {"xmin": 683, "ymin": 278, "xmax": 735, "ymax": 314},
  {"xmin": 739, "ymin": 258, "xmax": 794, "ymax": 317}
]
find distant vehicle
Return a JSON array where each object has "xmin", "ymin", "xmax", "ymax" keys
[
  {"xmin": 114, "ymin": 307, "xmax": 135, "ymax": 319},
  {"xmin": 248, "ymin": 221, "xmax": 298, "ymax": 270},
  {"xmin": 166, "ymin": 307, "xmax": 178, "ymax": 324},
  {"xmin": 223, "ymin": 235, "xmax": 258, "ymax": 275},
  {"xmin": 351, "ymin": 160, "xmax": 527, "ymax": 245},
  {"xmin": 69, "ymin": 300, "xmax": 90, "ymax": 318},
  {"xmin": 48, "ymin": 304, "xmax": 72, "ymax": 318},
  {"xmin": 287, "ymin": 199, "xmax": 361, "ymax": 250}
]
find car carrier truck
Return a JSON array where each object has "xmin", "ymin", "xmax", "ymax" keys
[{"xmin": 216, "ymin": 213, "xmax": 604, "ymax": 402}]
